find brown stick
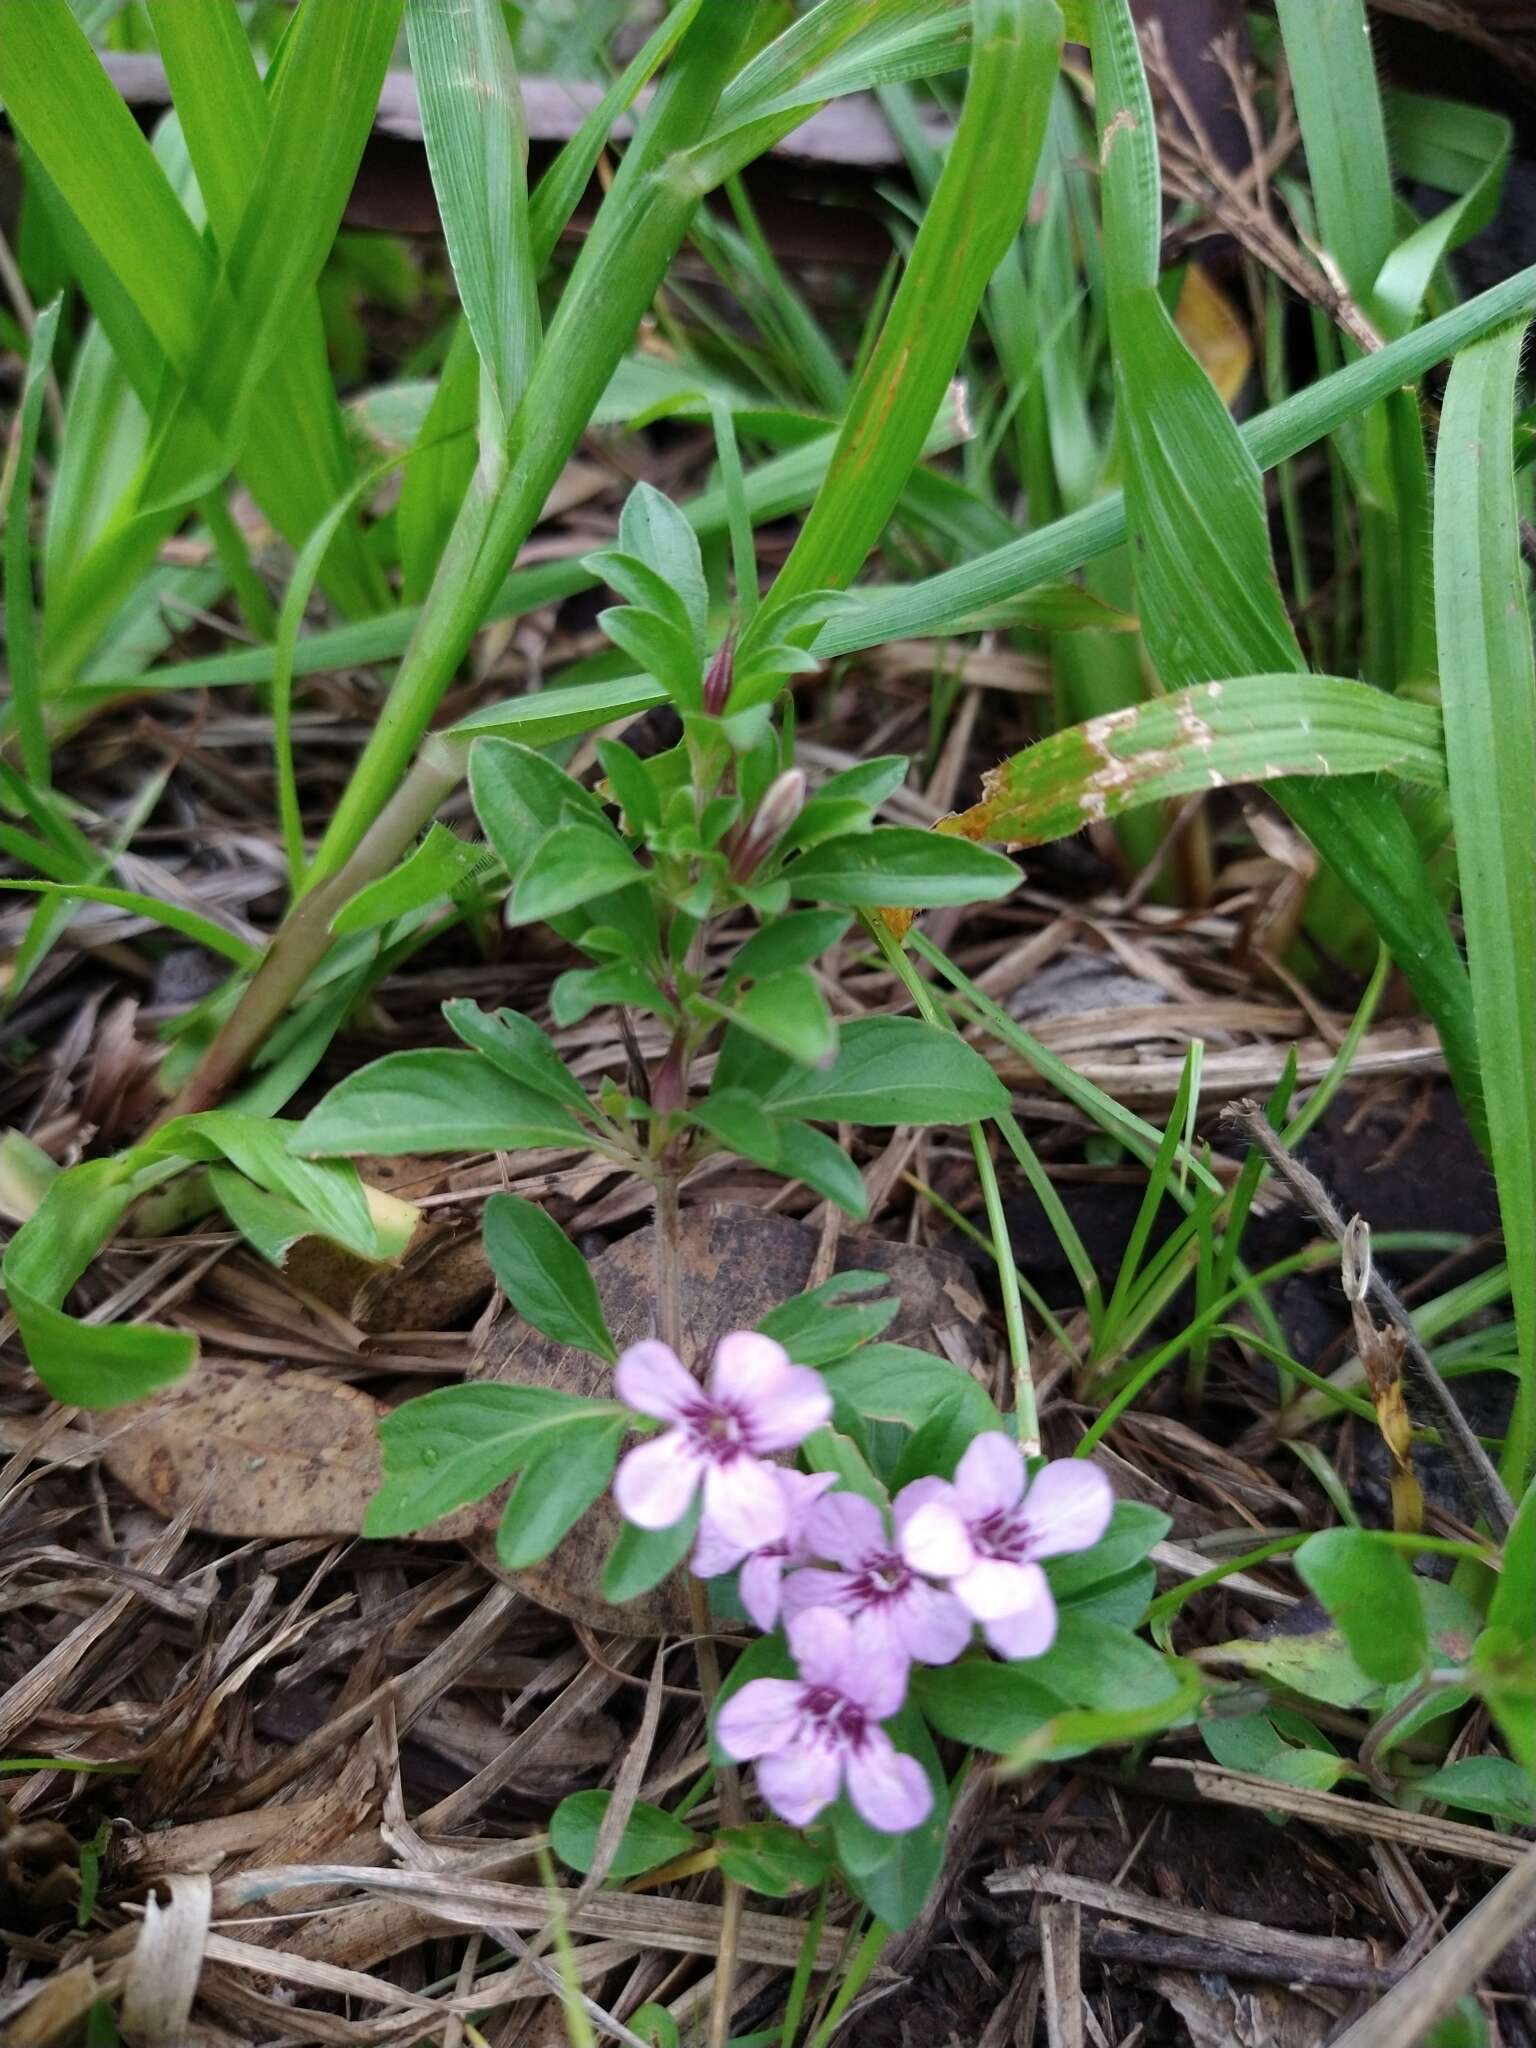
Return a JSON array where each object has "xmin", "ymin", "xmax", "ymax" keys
[{"xmin": 1224, "ymin": 1102, "xmax": 1514, "ymax": 1537}]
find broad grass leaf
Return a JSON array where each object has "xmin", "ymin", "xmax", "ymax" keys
[{"xmin": 1435, "ymin": 328, "xmax": 1536, "ymax": 1481}]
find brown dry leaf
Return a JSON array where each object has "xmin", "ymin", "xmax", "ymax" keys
[
  {"xmin": 282, "ymin": 1221, "xmax": 492, "ymax": 1333},
  {"xmin": 1174, "ymin": 262, "xmax": 1253, "ymax": 405},
  {"xmin": 103, "ymin": 1362, "xmax": 473, "ymax": 1544}
]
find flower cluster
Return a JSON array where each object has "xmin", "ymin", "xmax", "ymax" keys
[{"xmin": 612, "ymin": 1331, "xmax": 1114, "ymax": 1835}]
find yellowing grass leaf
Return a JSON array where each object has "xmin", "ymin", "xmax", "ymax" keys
[{"xmin": 946, "ymin": 677, "xmax": 1447, "ymax": 844}]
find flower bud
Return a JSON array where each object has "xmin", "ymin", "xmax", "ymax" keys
[
  {"xmin": 729, "ymin": 767, "xmax": 806, "ymax": 881},
  {"xmin": 702, "ymin": 633, "xmax": 736, "ymax": 717}
]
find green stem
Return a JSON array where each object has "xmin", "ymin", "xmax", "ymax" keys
[
  {"xmin": 865, "ymin": 915, "xmax": 1040, "ymax": 1447},
  {"xmin": 154, "ymin": 744, "xmax": 462, "ymax": 1124}
]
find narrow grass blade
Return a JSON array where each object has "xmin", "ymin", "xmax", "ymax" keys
[
  {"xmin": 0, "ymin": 881, "xmax": 261, "ymax": 968},
  {"xmin": 526, "ymin": 0, "xmax": 702, "ymax": 270},
  {"xmin": 138, "ymin": 0, "xmax": 405, "ymax": 511},
  {"xmin": 148, "ymin": 0, "xmax": 383, "ymax": 615},
  {"xmin": 1434, "ymin": 325, "xmax": 1536, "ymax": 1486},
  {"xmin": 406, "ymin": 0, "xmax": 539, "ymax": 436},
  {"xmin": 1275, "ymin": 0, "xmax": 1394, "ymax": 313},
  {"xmin": 3, "ymin": 297, "xmax": 62, "ymax": 788},
  {"xmin": 1087, "ymin": 0, "xmax": 1483, "ymax": 1138},
  {"xmin": 765, "ymin": 0, "xmax": 1062, "ymax": 606},
  {"xmin": 815, "ymin": 260, "xmax": 1536, "ymax": 656},
  {"xmin": 945, "ymin": 675, "xmax": 1447, "ymax": 844}
]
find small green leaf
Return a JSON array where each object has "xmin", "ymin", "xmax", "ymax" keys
[
  {"xmin": 712, "ymin": 966, "xmax": 836, "ymax": 1066},
  {"xmin": 689, "ymin": 1089, "xmax": 782, "ymax": 1169},
  {"xmin": 717, "ymin": 1823, "xmax": 830, "ymax": 1897},
  {"xmin": 468, "ymin": 737, "xmax": 609, "ymax": 882},
  {"xmin": 618, "ymin": 482, "xmax": 707, "ymax": 650},
  {"xmin": 497, "ymin": 1418, "xmax": 625, "ymax": 1569},
  {"xmin": 723, "ymin": 908, "xmax": 851, "ymax": 989},
  {"xmin": 764, "ymin": 1016, "xmax": 1008, "ymax": 1126},
  {"xmin": 773, "ymin": 1121, "xmax": 870, "ymax": 1219},
  {"xmin": 821, "ymin": 1341, "xmax": 999, "ymax": 1433},
  {"xmin": 787, "ymin": 826, "xmax": 1019, "ymax": 908},
  {"xmin": 365, "ymin": 1383, "xmax": 626, "ymax": 1536},
  {"xmin": 1412, "ymin": 1755, "xmax": 1536, "ymax": 1825},
  {"xmin": 1035, "ymin": 1614, "xmax": 1187, "ymax": 1712},
  {"xmin": 829, "ymin": 1704, "xmax": 949, "ymax": 1931},
  {"xmin": 442, "ymin": 1000, "xmax": 592, "ymax": 1114},
  {"xmin": 551, "ymin": 1791, "xmax": 698, "ymax": 1881},
  {"xmin": 508, "ymin": 823, "xmax": 645, "ymax": 927},
  {"xmin": 4, "ymin": 1158, "xmax": 196, "ymax": 1409},
  {"xmin": 296, "ymin": 1050, "xmax": 586, "ymax": 1157},
  {"xmin": 913, "ymin": 1658, "xmax": 1067, "ymax": 1751},
  {"xmin": 330, "ymin": 825, "xmax": 491, "ymax": 935},
  {"xmin": 484, "ymin": 1193, "xmax": 616, "ymax": 1361},
  {"xmin": 760, "ymin": 1273, "xmax": 898, "ymax": 1365},
  {"xmin": 1045, "ymin": 1502, "xmax": 1170, "ymax": 1603},
  {"xmin": 602, "ymin": 1497, "xmax": 700, "ymax": 1604},
  {"xmin": 1295, "ymin": 1530, "xmax": 1429, "ymax": 1684}
]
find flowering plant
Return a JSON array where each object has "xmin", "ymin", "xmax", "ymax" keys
[{"xmin": 261, "ymin": 473, "xmax": 1203, "ymax": 1932}]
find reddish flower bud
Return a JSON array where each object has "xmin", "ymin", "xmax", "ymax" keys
[
  {"xmin": 729, "ymin": 767, "xmax": 806, "ymax": 881},
  {"xmin": 702, "ymin": 633, "xmax": 736, "ymax": 716}
]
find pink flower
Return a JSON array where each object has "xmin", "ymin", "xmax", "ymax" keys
[
  {"xmin": 780, "ymin": 1482, "xmax": 974, "ymax": 1667},
  {"xmin": 692, "ymin": 1466, "xmax": 838, "ymax": 1632},
  {"xmin": 716, "ymin": 1607, "xmax": 933, "ymax": 1832},
  {"xmin": 612, "ymin": 1332, "xmax": 832, "ymax": 1552},
  {"xmin": 903, "ymin": 1436, "xmax": 1114, "ymax": 1659}
]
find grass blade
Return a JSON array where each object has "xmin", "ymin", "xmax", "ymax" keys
[
  {"xmin": 147, "ymin": 0, "xmax": 384, "ymax": 615},
  {"xmin": 815, "ymin": 260, "xmax": 1536, "ymax": 656},
  {"xmin": 765, "ymin": 0, "xmax": 1063, "ymax": 606},
  {"xmin": 1434, "ymin": 324, "xmax": 1536, "ymax": 1485},
  {"xmin": 406, "ymin": 0, "xmax": 539, "ymax": 436},
  {"xmin": 1086, "ymin": 0, "xmax": 1484, "ymax": 1138},
  {"xmin": 137, "ymin": 0, "xmax": 405, "ymax": 512},
  {"xmin": 3, "ymin": 297, "xmax": 62, "ymax": 788},
  {"xmin": 945, "ymin": 675, "xmax": 1447, "ymax": 844}
]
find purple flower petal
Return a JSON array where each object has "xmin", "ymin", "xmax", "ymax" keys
[
  {"xmin": 691, "ymin": 1516, "xmax": 746, "ymax": 1581},
  {"xmin": 708, "ymin": 1330, "xmax": 792, "ymax": 1409},
  {"xmin": 701, "ymin": 1453, "xmax": 788, "ymax": 1553},
  {"xmin": 898, "ymin": 1499, "xmax": 974, "ymax": 1579},
  {"xmin": 756, "ymin": 1738, "xmax": 842, "ymax": 1826},
  {"xmin": 779, "ymin": 1468, "xmax": 839, "ymax": 1557},
  {"xmin": 893, "ymin": 1475, "xmax": 954, "ymax": 1533},
  {"xmin": 893, "ymin": 1579, "xmax": 973, "ymax": 1666},
  {"xmin": 845, "ymin": 1731, "xmax": 933, "ymax": 1833},
  {"xmin": 984, "ymin": 1583, "xmax": 1058, "ymax": 1660},
  {"xmin": 955, "ymin": 1431, "xmax": 1026, "ymax": 1517},
  {"xmin": 612, "ymin": 1431, "xmax": 702, "ymax": 1529},
  {"xmin": 954, "ymin": 1555, "xmax": 1049, "ymax": 1622},
  {"xmin": 715, "ymin": 1678, "xmax": 803, "ymax": 1762},
  {"xmin": 749, "ymin": 1364, "xmax": 833, "ymax": 1452},
  {"xmin": 615, "ymin": 1340, "xmax": 698, "ymax": 1423},
  {"xmin": 780, "ymin": 1565, "xmax": 858, "ymax": 1619},
  {"xmin": 1020, "ymin": 1459, "xmax": 1115, "ymax": 1558},
  {"xmin": 806, "ymin": 1488, "xmax": 884, "ymax": 1568},
  {"xmin": 839, "ymin": 1622, "xmax": 912, "ymax": 1721},
  {"xmin": 739, "ymin": 1551, "xmax": 787, "ymax": 1632},
  {"xmin": 785, "ymin": 1604, "xmax": 857, "ymax": 1690}
]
